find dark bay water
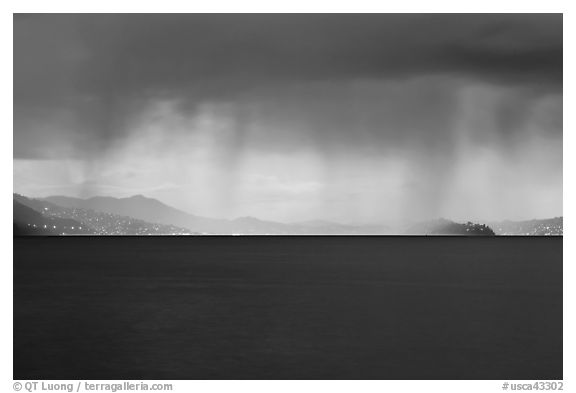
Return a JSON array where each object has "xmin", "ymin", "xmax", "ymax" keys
[{"xmin": 14, "ymin": 236, "xmax": 562, "ymax": 380}]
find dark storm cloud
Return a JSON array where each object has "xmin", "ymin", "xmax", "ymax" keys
[
  {"xmin": 15, "ymin": 14, "xmax": 562, "ymax": 100},
  {"xmin": 13, "ymin": 13, "xmax": 562, "ymax": 159}
]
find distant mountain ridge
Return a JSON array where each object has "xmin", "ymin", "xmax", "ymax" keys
[
  {"xmin": 42, "ymin": 194, "xmax": 400, "ymax": 234},
  {"xmin": 15, "ymin": 194, "xmax": 192, "ymax": 235},
  {"xmin": 37, "ymin": 194, "xmax": 501, "ymax": 235},
  {"xmin": 44, "ymin": 195, "xmax": 248, "ymax": 234},
  {"xmin": 44, "ymin": 195, "xmax": 331, "ymax": 234},
  {"xmin": 43, "ymin": 194, "xmax": 393, "ymax": 234},
  {"xmin": 44, "ymin": 195, "xmax": 185, "ymax": 225},
  {"xmin": 13, "ymin": 193, "xmax": 560, "ymax": 235},
  {"xmin": 487, "ymin": 217, "xmax": 563, "ymax": 236}
]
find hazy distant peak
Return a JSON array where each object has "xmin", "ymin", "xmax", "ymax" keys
[
  {"xmin": 47, "ymin": 194, "xmax": 170, "ymax": 207},
  {"xmin": 233, "ymin": 216, "xmax": 266, "ymax": 223},
  {"xmin": 129, "ymin": 194, "xmax": 148, "ymax": 200},
  {"xmin": 296, "ymin": 220, "xmax": 348, "ymax": 227}
]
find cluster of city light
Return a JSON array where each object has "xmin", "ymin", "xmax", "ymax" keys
[
  {"xmin": 25, "ymin": 222, "xmax": 84, "ymax": 235},
  {"xmin": 492, "ymin": 222, "xmax": 562, "ymax": 236},
  {"xmin": 43, "ymin": 207, "xmax": 191, "ymax": 235}
]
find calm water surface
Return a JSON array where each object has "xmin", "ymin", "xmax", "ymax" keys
[{"xmin": 14, "ymin": 236, "xmax": 562, "ymax": 379}]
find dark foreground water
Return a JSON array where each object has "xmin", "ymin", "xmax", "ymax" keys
[{"xmin": 14, "ymin": 236, "xmax": 562, "ymax": 380}]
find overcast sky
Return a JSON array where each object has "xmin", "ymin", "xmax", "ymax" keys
[{"xmin": 13, "ymin": 14, "xmax": 562, "ymax": 223}]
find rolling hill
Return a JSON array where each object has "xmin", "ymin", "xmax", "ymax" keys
[
  {"xmin": 15, "ymin": 194, "xmax": 193, "ymax": 235},
  {"xmin": 41, "ymin": 194, "xmax": 500, "ymax": 235},
  {"xmin": 13, "ymin": 199, "xmax": 92, "ymax": 235}
]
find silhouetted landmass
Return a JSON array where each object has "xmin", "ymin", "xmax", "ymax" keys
[
  {"xmin": 43, "ymin": 194, "xmax": 392, "ymax": 234},
  {"xmin": 45, "ymin": 194, "xmax": 190, "ymax": 226},
  {"xmin": 13, "ymin": 200, "xmax": 92, "ymax": 235},
  {"xmin": 45, "ymin": 194, "xmax": 233, "ymax": 234},
  {"xmin": 46, "ymin": 195, "xmax": 500, "ymax": 235},
  {"xmin": 14, "ymin": 194, "xmax": 193, "ymax": 235},
  {"xmin": 14, "ymin": 193, "xmax": 559, "ymax": 236},
  {"xmin": 488, "ymin": 217, "xmax": 563, "ymax": 236},
  {"xmin": 405, "ymin": 218, "xmax": 495, "ymax": 235}
]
